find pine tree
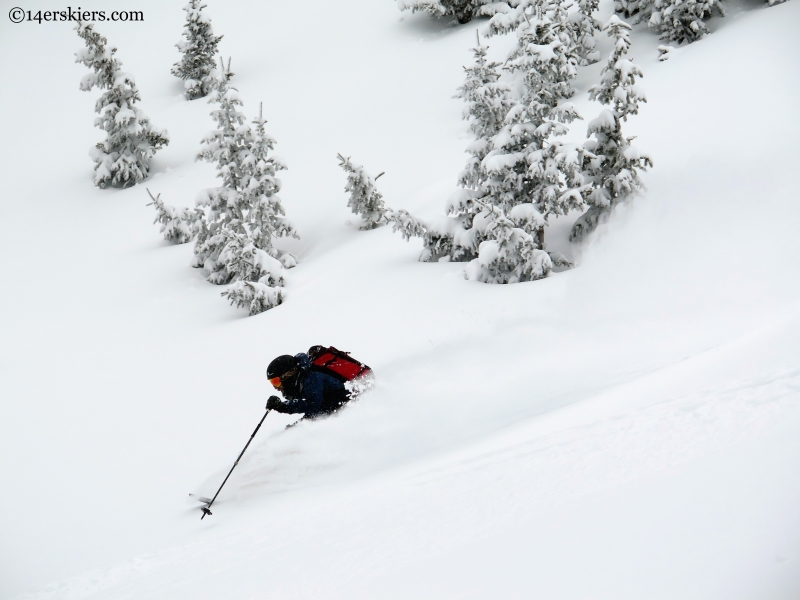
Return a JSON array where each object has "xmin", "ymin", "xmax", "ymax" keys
[
  {"xmin": 243, "ymin": 104, "xmax": 296, "ymax": 261},
  {"xmin": 217, "ymin": 228, "xmax": 286, "ymax": 315},
  {"xmin": 455, "ymin": 33, "xmax": 514, "ymax": 192},
  {"xmin": 222, "ymin": 280, "xmax": 285, "ymax": 316},
  {"xmin": 481, "ymin": 0, "xmax": 587, "ymax": 248},
  {"xmin": 172, "ymin": 0, "xmax": 224, "ymax": 100},
  {"xmin": 486, "ymin": 0, "xmax": 600, "ymax": 52},
  {"xmin": 391, "ymin": 36, "xmax": 512, "ymax": 264},
  {"xmin": 569, "ymin": 0, "xmax": 602, "ymax": 65},
  {"xmin": 192, "ymin": 60, "xmax": 250, "ymax": 278},
  {"xmin": 614, "ymin": 0, "xmax": 643, "ymax": 19},
  {"xmin": 391, "ymin": 206, "xmax": 465, "ymax": 262},
  {"xmin": 75, "ymin": 22, "xmax": 169, "ymax": 189},
  {"xmin": 146, "ymin": 189, "xmax": 193, "ymax": 244},
  {"xmin": 499, "ymin": 0, "xmax": 579, "ymax": 106},
  {"xmin": 646, "ymin": 0, "xmax": 724, "ymax": 44},
  {"xmin": 191, "ymin": 66, "xmax": 297, "ymax": 313},
  {"xmin": 392, "ymin": 9, "xmax": 589, "ymax": 277},
  {"xmin": 486, "ymin": 0, "xmax": 561, "ymax": 36},
  {"xmin": 337, "ymin": 154, "xmax": 391, "ymax": 230},
  {"xmin": 196, "ymin": 59, "xmax": 248, "ymax": 191},
  {"xmin": 397, "ymin": 0, "xmax": 511, "ymax": 24},
  {"xmin": 619, "ymin": 0, "xmax": 723, "ymax": 44},
  {"xmin": 216, "ymin": 228, "xmax": 286, "ymax": 285},
  {"xmin": 464, "ymin": 202, "xmax": 553, "ymax": 283},
  {"xmin": 571, "ymin": 16, "xmax": 652, "ymax": 241},
  {"xmin": 458, "ymin": 0, "xmax": 590, "ymax": 279}
]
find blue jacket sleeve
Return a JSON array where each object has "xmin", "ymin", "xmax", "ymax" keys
[{"xmin": 280, "ymin": 376, "xmax": 325, "ymax": 414}]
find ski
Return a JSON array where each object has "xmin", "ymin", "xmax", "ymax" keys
[{"xmin": 189, "ymin": 494, "xmax": 212, "ymax": 504}]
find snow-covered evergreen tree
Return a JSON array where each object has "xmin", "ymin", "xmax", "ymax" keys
[
  {"xmin": 587, "ymin": 17, "xmax": 643, "ymax": 111},
  {"xmin": 75, "ymin": 22, "xmax": 169, "ymax": 189},
  {"xmin": 337, "ymin": 154, "xmax": 391, "ymax": 230},
  {"xmin": 172, "ymin": 0, "xmax": 223, "ymax": 100},
  {"xmin": 497, "ymin": 0, "xmax": 579, "ymax": 105},
  {"xmin": 618, "ymin": 0, "xmax": 723, "ymax": 44},
  {"xmin": 455, "ymin": 33, "xmax": 514, "ymax": 192},
  {"xmin": 216, "ymin": 228, "xmax": 286, "ymax": 315},
  {"xmin": 571, "ymin": 16, "xmax": 652, "ymax": 241},
  {"xmin": 216, "ymin": 229, "xmax": 285, "ymax": 287},
  {"xmin": 480, "ymin": 0, "xmax": 588, "ymax": 249},
  {"xmin": 191, "ymin": 67, "xmax": 296, "ymax": 313},
  {"xmin": 391, "ymin": 206, "xmax": 463, "ymax": 262},
  {"xmin": 392, "ymin": 10, "xmax": 587, "ymax": 278},
  {"xmin": 392, "ymin": 36, "xmax": 514, "ymax": 265},
  {"xmin": 146, "ymin": 189, "xmax": 193, "ymax": 244},
  {"xmin": 397, "ymin": 0, "xmax": 511, "ymax": 24},
  {"xmin": 390, "ymin": 36, "xmax": 512, "ymax": 264},
  {"xmin": 192, "ymin": 61, "xmax": 250, "ymax": 278},
  {"xmin": 464, "ymin": 202, "xmax": 553, "ymax": 283},
  {"xmin": 242, "ymin": 104, "xmax": 296, "ymax": 261},
  {"xmin": 614, "ymin": 0, "xmax": 643, "ymax": 18},
  {"xmin": 196, "ymin": 60, "xmax": 248, "ymax": 192},
  {"xmin": 569, "ymin": 0, "xmax": 602, "ymax": 65},
  {"xmin": 485, "ymin": 0, "xmax": 599, "ymax": 59},
  {"xmin": 222, "ymin": 280, "xmax": 285, "ymax": 316},
  {"xmin": 648, "ymin": 0, "xmax": 723, "ymax": 43}
]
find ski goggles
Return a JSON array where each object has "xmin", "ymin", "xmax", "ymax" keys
[{"xmin": 269, "ymin": 368, "xmax": 298, "ymax": 388}]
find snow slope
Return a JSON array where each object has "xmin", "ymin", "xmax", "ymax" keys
[{"xmin": 0, "ymin": 0, "xmax": 799, "ymax": 597}]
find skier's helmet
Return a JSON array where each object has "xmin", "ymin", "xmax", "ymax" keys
[{"xmin": 267, "ymin": 355, "xmax": 298, "ymax": 388}]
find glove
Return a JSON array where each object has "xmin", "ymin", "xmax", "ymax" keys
[{"xmin": 266, "ymin": 395, "xmax": 286, "ymax": 412}]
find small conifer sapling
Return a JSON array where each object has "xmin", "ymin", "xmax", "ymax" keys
[
  {"xmin": 147, "ymin": 189, "xmax": 193, "ymax": 244},
  {"xmin": 172, "ymin": 0, "xmax": 224, "ymax": 100},
  {"xmin": 337, "ymin": 154, "xmax": 391, "ymax": 230}
]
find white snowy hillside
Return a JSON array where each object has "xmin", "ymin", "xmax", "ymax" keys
[{"xmin": 1, "ymin": 0, "xmax": 800, "ymax": 597}]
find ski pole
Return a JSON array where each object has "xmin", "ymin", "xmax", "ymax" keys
[{"xmin": 201, "ymin": 407, "xmax": 271, "ymax": 519}]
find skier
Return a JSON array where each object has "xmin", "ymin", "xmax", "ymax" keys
[
  {"xmin": 266, "ymin": 348, "xmax": 368, "ymax": 419},
  {"xmin": 194, "ymin": 347, "xmax": 368, "ymax": 518}
]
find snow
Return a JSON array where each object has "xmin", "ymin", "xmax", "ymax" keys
[
  {"xmin": 508, "ymin": 202, "xmax": 546, "ymax": 226},
  {"xmin": 588, "ymin": 107, "xmax": 617, "ymax": 130},
  {"xmin": 1, "ymin": 0, "xmax": 799, "ymax": 598}
]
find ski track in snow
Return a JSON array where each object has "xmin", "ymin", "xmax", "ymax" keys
[
  {"xmin": 19, "ymin": 332, "xmax": 800, "ymax": 599},
  {"xmin": 410, "ymin": 367, "xmax": 800, "ymax": 502}
]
